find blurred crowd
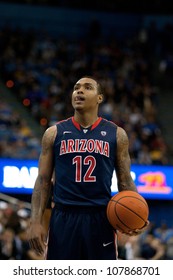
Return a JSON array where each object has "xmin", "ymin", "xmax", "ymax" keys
[
  {"xmin": 118, "ymin": 221, "xmax": 173, "ymax": 260},
  {"xmin": 0, "ymin": 100, "xmax": 41, "ymax": 159},
  {"xmin": 0, "ymin": 20, "xmax": 172, "ymax": 164},
  {"xmin": 0, "ymin": 200, "xmax": 42, "ymax": 259}
]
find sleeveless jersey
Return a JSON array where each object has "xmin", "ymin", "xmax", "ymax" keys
[{"xmin": 53, "ymin": 117, "xmax": 117, "ymax": 207}]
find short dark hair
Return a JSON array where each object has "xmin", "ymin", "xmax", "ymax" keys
[{"xmin": 80, "ymin": 76, "xmax": 105, "ymax": 96}]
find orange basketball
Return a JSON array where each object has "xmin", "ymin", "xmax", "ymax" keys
[{"xmin": 107, "ymin": 190, "xmax": 149, "ymax": 233}]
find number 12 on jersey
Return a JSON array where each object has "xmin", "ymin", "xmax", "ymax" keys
[{"xmin": 72, "ymin": 155, "xmax": 96, "ymax": 182}]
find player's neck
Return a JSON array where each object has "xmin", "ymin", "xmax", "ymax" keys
[{"xmin": 74, "ymin": 112, "xmax": 99, "ymax": 128}]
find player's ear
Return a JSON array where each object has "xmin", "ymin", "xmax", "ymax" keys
[{"xmin": 98, "ymin": 94, "xmax": 104, "ymax": 104}]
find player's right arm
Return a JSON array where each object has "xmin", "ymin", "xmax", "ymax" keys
[{"xmin": 28, "ymin": 125, "xmax": 57, "ymax": 256}]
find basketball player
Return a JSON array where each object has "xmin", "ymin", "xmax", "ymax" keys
[{"xmin": 28, "ymin": 76, "xmax": 148, "ymax": 260}]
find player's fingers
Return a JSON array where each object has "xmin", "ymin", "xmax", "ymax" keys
[
  {"xmin": 124, "ymin": 231, "xmax": 137, "ymax": 236},
  {"xmin": 29, "ymin": 238, "xmax": 45, "ymax": 255},
  {"xmin": 41, "ymin": 231, "xmax": 48, "ymax": 246},
  {"xmin": 126, "ymin": 228, "xmax": 142, "ymax": 236},
  {"xmin": 144, "ymin": 220, "xmax": 150, "ymax": 227}
]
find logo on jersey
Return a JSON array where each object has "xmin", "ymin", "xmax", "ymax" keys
[
  {"xmin": 101, "ymin": 131, "xmax": 107, "ymax": 136},
  {"xmin": 63, "ymin": 131, "xmax": 72, "ymax": 134},
  {"xmin": 60, "ymin": 139, "xmax": 110, "ymax": 157}
]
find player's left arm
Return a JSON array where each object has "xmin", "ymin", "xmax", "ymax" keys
[
  {"xmin": 115, "ymin": 126, "xmax": 149, "ymax": 235},
  {"xmin": 115, "ymin": 126, "xmax": 137, "ymax": 192}
]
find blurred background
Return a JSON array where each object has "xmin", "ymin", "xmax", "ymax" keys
[{"xmin": 0, "ymin": 0, "xmax": 173, "ymax": 260}]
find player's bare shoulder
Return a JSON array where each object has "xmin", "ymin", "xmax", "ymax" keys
[
  {"xmin": 41, "ymin": 125, "xmax": 57, "ymax": 154},
  {"xmin": 116, "ymin": 126, "xmax": 130, "ymax": 171},
  {"xmin": 116, "ymin": 126, "xmax": 129, "ymax": 150}
]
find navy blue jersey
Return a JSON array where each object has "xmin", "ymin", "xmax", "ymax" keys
[{"xmin": 53, "ymin": 117, "xmax": 117, "ymax": 206}]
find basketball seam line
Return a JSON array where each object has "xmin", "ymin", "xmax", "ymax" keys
[
  {"xmin": 107, "ymin": 203, "xmax": 132, "ymax": 232},
  {"xmin": 112, "ymin": 195, "xmax": 148, "ymax": 206},
  {"xmin": 111, "ymin": 199, "xmax": 147, "ymax": 223}
]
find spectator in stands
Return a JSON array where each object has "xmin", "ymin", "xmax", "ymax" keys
[{"xmin": 140, "ymin": 233, "xmax": 166, "ymax": 260}]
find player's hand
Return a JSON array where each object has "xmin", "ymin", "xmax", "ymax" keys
[
  {"xmin": 121, "ymin": 220, "xmax": 150, "ymax": 236},
  {"xmin": 28, "ymin": 222, "xmax": 47, "ymax": 255}
]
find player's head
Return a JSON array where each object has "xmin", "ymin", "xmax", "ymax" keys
[{"xmin": 72, "ymin": 76, "xmax": 104, "ymax": 112}]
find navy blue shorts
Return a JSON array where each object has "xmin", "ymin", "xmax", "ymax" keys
[{"xmin": 46, "ymin": 205, "xmax": 117, "ymax": 260}]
